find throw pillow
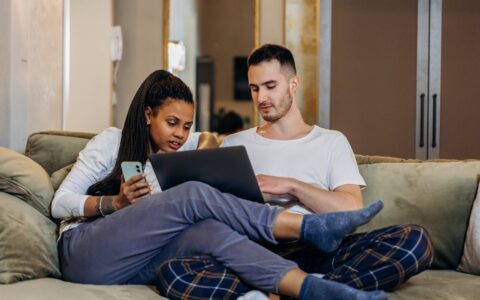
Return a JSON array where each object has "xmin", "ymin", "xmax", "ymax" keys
[
  {"xmin": 457, "ymin": 182, "xmax": 480, "ymax": 274},
  {"xmin": 0, "ymin": 192, "xmax": 60, "ymax": 283},
  {"xmin": 0, "ymin": 147, "xmax": 54, "ymax": 217},
  {"xmin": 50, "ymin": 163, "xmax": 74, "ymax": 191}
]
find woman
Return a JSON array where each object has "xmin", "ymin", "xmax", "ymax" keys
[{"xmin": 52, "ymin": 70, "xmax": 386, "ymax": 300}]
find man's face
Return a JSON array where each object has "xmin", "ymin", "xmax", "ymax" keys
[{"xmin": 247, "ymin": 60, "xmax": 296, "ymax": 122}]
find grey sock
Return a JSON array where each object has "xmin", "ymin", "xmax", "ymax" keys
[
  {"xmin": 301, "ymin": 200, "xmax": 384, "ymax": 253},
  {"xmin": 300, "ymin": 274, "xmax": 388, "ymax": 300}
]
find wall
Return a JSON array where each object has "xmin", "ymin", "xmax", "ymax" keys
[
  {"xmin": 0, "ymin": 0, "xmax": 11, "ymax": 147},
  {"xmin": 64, "ymin": 0, "xmax": 112, "ymax": 132},
  {"xmin": 169, "ymin": 0, "xmax": 198, "ymax": 97},
  {"xmin": 9, "ymin": 0, "xmax": 63, "ymax": 151},
  {"xmin": 114, "ymin": 0, "xmax": 165, "ymax": 128}
]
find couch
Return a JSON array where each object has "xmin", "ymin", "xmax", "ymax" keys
[{"xmin": 1, "ymin": 131, "xmax": 479, "ymax": 300}]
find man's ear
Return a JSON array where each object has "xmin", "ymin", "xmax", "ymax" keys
[
  {"xmin": 289, "ymin": 76, "xmax": 299, "ymax": 94},
  {"xmin": 145, "ymin": 107, "xmax": 153, "ymax": 125}
]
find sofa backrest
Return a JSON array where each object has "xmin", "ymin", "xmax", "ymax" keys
[
  {"xmin": 24, "ymin": 133, "xmax": 478, "ymax": 270},
  {"xmin": 356, "ymin": 154, "xmax": 480, "ymax": 270},
  {"xmin": 25, "ymin": 131, "xmax": 96, "ymax": 176}
]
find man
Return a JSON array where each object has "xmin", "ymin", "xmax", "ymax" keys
[{"xmin": 158, "ymin": 44, "xmax": 434, "ymax": 299}]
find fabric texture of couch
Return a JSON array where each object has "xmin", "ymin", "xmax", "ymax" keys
[{"xmin": 1, "ymin": 131, "xmax": 479, "ymax": 299}]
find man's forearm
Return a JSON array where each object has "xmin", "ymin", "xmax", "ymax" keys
[{"xmin": 289, "ymin": 180, "xmax": 363, "ymax": 213}]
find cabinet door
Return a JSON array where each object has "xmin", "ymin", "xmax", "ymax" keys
[
  {"xmin": 439, "ymin": 0, "xmax": 480, "ymax": 159},
  {"xmin": 329, "ymin": 0, "xmax": 419, "ymax": 158}
]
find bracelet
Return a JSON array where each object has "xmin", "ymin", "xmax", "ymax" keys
[
  {"xmin": 99, "ymin": 196, "xmax": 106, "ymax": 217},
  {"xmin": 98, "ymin": 196, "xmax": 115, "ymax": 216}
]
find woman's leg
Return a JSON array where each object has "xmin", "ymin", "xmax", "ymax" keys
[{"xmin": 60, "ymin": 181, "xmax": 383, "ymax": 285}]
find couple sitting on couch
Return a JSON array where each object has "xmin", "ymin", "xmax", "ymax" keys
[{"xmin": 52, "ymin": 44, "xmax": 433, "ymax": 300}]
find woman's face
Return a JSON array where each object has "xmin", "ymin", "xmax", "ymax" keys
[{"xmin": 146, "ymin": 99, "xmax": 194, "ymax": 153}]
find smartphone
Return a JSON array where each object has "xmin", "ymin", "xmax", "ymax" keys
[{"xmin": 121, "ymin": 161, "xmax": 146, "ymax": 182}]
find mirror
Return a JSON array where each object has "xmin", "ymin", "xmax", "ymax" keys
[{"xmin": 168, "ymin": 0, "xmax": 256, "ymax": 133}]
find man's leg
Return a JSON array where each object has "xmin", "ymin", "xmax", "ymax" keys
[{"xmin": 314, "ymin": 224, "xmax": 434, "ymax": 291}]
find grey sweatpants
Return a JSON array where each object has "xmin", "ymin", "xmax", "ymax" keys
[{"xmin": 59, "ymin": 181, "xmax": 298, "ymax": 292}]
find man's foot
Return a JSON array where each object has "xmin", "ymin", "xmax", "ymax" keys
[
  {"xmin": 300, "ymin": 274, "xmax": 388, "ymax": 300},
  {"xmin": 301, "ymin": 200, "xmax": 384, "ymax": 253}
]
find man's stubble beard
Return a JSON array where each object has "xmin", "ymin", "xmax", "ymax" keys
[{"xmin": 261, "ymin": 91, "xmax": 293, "ymax": 122}]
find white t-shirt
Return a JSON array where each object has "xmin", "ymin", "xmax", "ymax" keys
[
  {"xmin": 51, "ymin": 127, "xmax": 200, "ymax": 231},
  {"xmin": 221, "ymin": 126, "xmax": 365, "ymax": 214}
]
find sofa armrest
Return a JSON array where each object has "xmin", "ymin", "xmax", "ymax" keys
[{"xmin": 25, "ymin": 131, "xmax": 95, "ymax": 175}]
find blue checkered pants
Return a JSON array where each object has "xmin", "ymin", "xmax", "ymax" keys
[{"xmin": 156, "ymin": 224, "xmax": 434, "ymax": 299}]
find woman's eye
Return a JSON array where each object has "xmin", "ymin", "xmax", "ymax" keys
[{"xmin": 167, "ymin": 121, "xmax": 176, "ymax": 126}]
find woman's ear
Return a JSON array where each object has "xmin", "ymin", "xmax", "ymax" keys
[{"xmin": 145, "ymin": 107, "xmax": 153, "ymax": 125}]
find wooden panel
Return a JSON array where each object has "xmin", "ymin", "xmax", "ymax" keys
[
  {"xmin": 439, "ymin": 0, "xmax": 480, "ymax": 159},
  {"xmin": 330, "ymin": 0, "xmax": 418, "ymax": 158}
]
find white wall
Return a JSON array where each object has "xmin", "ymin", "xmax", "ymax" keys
[
  {"xmin": 114, "ymin": 0, "xmax": 165, "ymax": 128},
  {"xmin": 0, "ymin": 0, "xmax": 11, "ymax": 148},
  {"xmin": 170, "ymin": 0, "xmax": 198, "ymax": 99},
  {"xmin": 64, "ymin": 0, "xmax": 112, "ymax": 132},
  {"xmin": 9, "ymin": 0, "xmax": 63, "ymax": 151}
]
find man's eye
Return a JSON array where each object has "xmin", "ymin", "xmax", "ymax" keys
[
  {"xmin": 266, "ymin": 85, "xmax": 276, "ymax": 89},
  {"xmin": 250, "ymin": 87, "xmax": 259, "ymax": 92}
]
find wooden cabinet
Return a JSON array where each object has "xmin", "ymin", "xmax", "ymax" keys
[{"xmin": 320, "ymin": 0, "xmax": 480, "ymax": 159}]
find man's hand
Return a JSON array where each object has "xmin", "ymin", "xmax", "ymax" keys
[
  {"xmin": 256, "ymin": 174, "xmax": 296, "ymax": 195},
  {"xmin": 197, "ymin": 132, "xmax": 219, "ymax": 149}
]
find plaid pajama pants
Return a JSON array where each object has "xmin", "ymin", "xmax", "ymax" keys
[{"xmin": 156, "ymin": 224, "xmax": 434, "ymax": 299}]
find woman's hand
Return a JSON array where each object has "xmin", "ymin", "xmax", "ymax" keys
[{"xmin": 113, "ymin": 174, "xmax": 151, "ymax": 210}]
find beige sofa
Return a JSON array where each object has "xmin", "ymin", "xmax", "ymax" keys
[{"xmin": 1, "ymin": 131, "xmax": 479, "ymax": 299}]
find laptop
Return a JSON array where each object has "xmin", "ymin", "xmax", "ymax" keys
[{"xmin": 149, "ymin": 146, "xmax": 264, "ymax": 203}]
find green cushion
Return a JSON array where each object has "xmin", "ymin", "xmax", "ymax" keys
[
  {"xmin": 25, "ymin": 131, "xmax": 95, "ymax": 175},
  {"xmin": 358, "ymin": 161, "xmax": 480, "ymax": 269},
  {"xmin": 0, "ymin": 192, "xmax": 60, "ymax": 284},
  {"xmin": 0, "ymin": 147, "xmax": 54, "ymax": 217},
  {"xmin": 50, "ymin": 163, "xmax": 74, "ymax": 191},
  {"xmin": 389, "ymin": 270, "xmax": 480, "ymax": 300}
]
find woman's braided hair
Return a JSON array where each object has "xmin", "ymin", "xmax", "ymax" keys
[{"xmin": 87, "ymin": 70, "xmax": 193, "ymax": 196}]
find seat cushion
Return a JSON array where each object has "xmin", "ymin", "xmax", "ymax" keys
[
  {"xmin": 0, "ymin": 147, "xmax": 54, "ymax": 217},
  {"xmin": 0, "ymin": 192, "xmax": 60, "ymax": 284},
  {"xmin": 358, "ymin": 161, "xmax": 480, "ymax": 269},
  {"xmin": 0, "ymin": 278, "xmax": 165, "ymax": 300},
  {"xmin": 390, "ymin": 270, "xmax": 480, "ymax": 300}
]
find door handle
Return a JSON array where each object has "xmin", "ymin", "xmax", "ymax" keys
[
  {"xmin": 419, "ymin": 93, "xmax": 425, "ymax": 148},
  {"xmin": 432, "ymin": 94, "xmax": 437, "ymax": 148}
]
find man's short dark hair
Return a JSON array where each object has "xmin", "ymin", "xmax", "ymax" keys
[{"xmin": 247, "ymin": 44, "xmax": 296, "ymax": 74}]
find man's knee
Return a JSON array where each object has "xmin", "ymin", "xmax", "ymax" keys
[
  {"xmin": 156, "ymin": 257, "xmax": 248, "ymax": 300},
  {"xmin": 403, "ymin": 224, "xmax": 435, "ymax": 270}
]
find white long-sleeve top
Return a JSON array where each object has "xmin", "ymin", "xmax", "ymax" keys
[{"xmin": 51, "ymin": 127, "xmax": 200, "ymax": 232}]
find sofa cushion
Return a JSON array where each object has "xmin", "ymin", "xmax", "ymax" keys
[
  {"xmin": 389, "ymin": 270, "xmax": 480, "ymax": 300},
  {"xmin": 50, "ymin": 163, "xmax": 74, "ymax": 191},
  {"xmin": 0, "ymin": 192, "xmax": 60, "ymax": 284},
  {"xmin": 25, "ymin": 131, "xmax": 95, "ymax": 175},
  {"xmin": 457, "ymin": 183, "xmax": 480, "ymax": 275},
  {"xmin": 0, "ymin": 278, "xmax": 164, "ymax": 300},
  {"xmin": 0, "ymin": 147, "xmax": 54, "ymax": 217},
  {"xmin": 358, "ymin": 161, "xmax": 480, "ymax": 269}
]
